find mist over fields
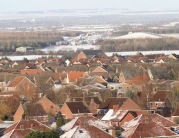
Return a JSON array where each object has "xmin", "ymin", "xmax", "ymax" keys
[{"xmin": 0, "ymin": 9, "xmax": 179, "ymax": 27}]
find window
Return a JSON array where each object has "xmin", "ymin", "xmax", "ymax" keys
[
  {"xmin": 118, "ymin": 87, "xmax": 122, "ymax": 89},
  {"xmin": 20, "ymin": 125, "xmax": 24, "ymax": 130},
  {"xmin": 104, "ymin": 110, "xmax": 107, "ymax": 114},
  {"xmin": 155, "ymin": 103, "xmax": 158, "ymax": 106},
  {"xmin": 43, "ymin": 116, "xmax": 46, "ymax": 121},
  {"xmin": 31, "ymin": 124, "xmax": 34, "ymax": 129},
  {"xmin": 111, "ymin": 87, "xmax": 114, "ymax": 90},
  {"xmin": 116, "ymin": 122, "xmax": 118, "ymax": 126}
]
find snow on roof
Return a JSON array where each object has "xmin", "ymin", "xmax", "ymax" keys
[
  {"xmin": 61, "ymin": 117, "xmax": 78, "ymax": 132},
  {"xmin": 101, "ymin": 109, "xmax": 114, "ymax": 121},
  {"xmin": 122, "ymin": 114, "xmax": 142, "ymax": 130},
  {"xmin": 88, "ymin": 119, "xmax": 111, "ymax": 131},
  {"xmin": 101, "ymin": 109, "xmax": 128, "ymax": 121},
  {"xmin": 60, "ymin": 126, "xmax": 79, "ymax": 138},
  {"xmin": 61, "ymin": 116, "xmax": 112, "ymax": 132},
  {"xmin": 112, "ymin": 32, "xmax": 162, "ymax": 39},
  {"xmin": 73, "ymin": 128, "xmax": 91, "ymax": 138}
]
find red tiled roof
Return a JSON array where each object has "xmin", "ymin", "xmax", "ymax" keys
[
  {"xmin": 61, "ymin": 125, "xmax": 114, "ymax": 138},
  {"xmin": 122, "ymin": 121, "xmax": 177, "ymax": 138},
  {"xmin": 67, "ymin": 72, "xmax": 86, "ymax": 82},
  {"xmin": 8, "ymin": 76, "xmax": 25, "ymax": 87},
  {"xmin": 122, "ymin": 113, "xmax": 178, "ymax": 131},
  {"xmin": 151, "ymin": 90, "xmax": 170, "ymax": 101},
  {"xmin": 4, "ymin": 119, "xmax": 50, "ymax": 135},
  {"xmin": 21, "ymin": 69, "xmax": 43, "ymax": 75}
]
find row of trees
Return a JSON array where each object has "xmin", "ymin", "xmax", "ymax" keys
[
  {"xmin": 97, "ymin": 37, "xmax": 179, "ymax": 52},
  {"xmin": 0, "ymin": 31, "xmax": 80, "ymax": 52}
]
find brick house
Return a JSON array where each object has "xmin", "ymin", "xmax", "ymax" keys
[
  {"xmin": 37, "ymin": 95, "xmax": 59, "ymax": 115},
  {"xmin": 90, "ymin": 66, "xmax": 109, "ymax": 79},
  {"xmin": 97, "ymin": 97, "xmax": 141, "ymax": 119},
  {"xmin": 64, "ymin": 72, "xmax": 87, "ymax": 84},
  {"xmin": 5, "ymin": 76, "xmax": 37, "ymax": 92},
  {"xmin": 60, "ymin": 101, "xmax": 92, "ymax": 119},
  {"xmin": 13, "ymin": 103, "xmax": 48, "ymax": 123},
  {"xmin": 119, "ymin": 68, "xmax": 150, "ymax": 85},
  {"xmin": 102, "ymin": 105, "xmax": 148, "ymax": 127},
  {"xmin": 66, "ymin": 96, "xmax": 102, "ymax": 115},
  {"xmin": 71, "ymin": 51, "xmax": 87, "ymax": 63},
  {"xmin": 150, "ymin": 90, "xmax": 170, "ymax": 110}
]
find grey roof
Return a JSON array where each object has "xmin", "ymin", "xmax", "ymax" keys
[
  {"xmin": 61, "ymin": 52, "xmax": 77, "ymax": 60},
  {"xmin": 122, "ymin": 69, "xmax": 143, "ymax": 80},
  {"xmin": 82, "ymin": 50, "xmax": 105, "ymax": 58},
  {"xmin": 149, "ymin": 67, "xmax": 171, "ymax": 80}
]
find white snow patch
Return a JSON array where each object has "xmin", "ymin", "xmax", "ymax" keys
[
  {"xmin": 60, "ymin": 126, "xmax": 79, "ymax": 138},
  {"xmin": 61, "ymin": 117, "xmax": 78, "ymax": 132}
]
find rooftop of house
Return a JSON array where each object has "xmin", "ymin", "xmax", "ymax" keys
[
  {"xmin": 7, "ymin": 76, "xmax": 25, "ymax": 87},
  {"xmin": 151, "ymin": 90, "xmax": 170, "ymax": 102},
  {"xmin": 3, "ymin": 119, "xmax": 50, "ymax": 136},
  {"xmin": 72, "ymin": 96, "xmax": 102, "ymax": 105},
  {"xmin": 60, "ymin": 125, "xmax": 114, "ymax": 138},
  {"xmin": 149, "ymin": 67, "xmax": 171, "ymax": 80},
  {"xmin": 121, "ymin": 68, "xmax": 144, "ymax": 80},
  {"xmin": 98, "ymin": 97, "xmax": 140, "ymax": 110},
  {"xmin": 65, "ymin": 101, "xmax": 91, "ymax": 114},
  {"xmin": 67, "ymin": 72, "xmax": 86, "ymax": 82},
  {"xmin": 122, "ymin": 114, "xmax": 178, "ymax": 131},
  {"xmin": 61, "ymin": 115, "xmax": 113, "ymax": 132},
  {"xmin": 22, "ymin": 103, "xmax": 47, "ymax": 117},
  {"xmin": 121, "ymin": 120, "xmax": 177, "ymax": 138},
  {"xmin": 21, "ymin": 69, "xmax": 44, "ymax": 75}
]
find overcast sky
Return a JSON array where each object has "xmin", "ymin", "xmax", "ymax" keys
[{"xmin": 0, "ymin": 0, "xmax": 179, "ymax": 12}]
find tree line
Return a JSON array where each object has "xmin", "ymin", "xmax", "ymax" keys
[
  {"xmin": 0, "ymin": 31, "xmax": 80, "ymax": 52},
  {"xmin": 96, "ymin": 37, "xmax": 179, "ymax": 52}
]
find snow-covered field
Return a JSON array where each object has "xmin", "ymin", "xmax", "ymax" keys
[
  {"xmin": 109, "ymin": 32, "xmax": 162, "ymax": 39},
  {"xmin": 41, "ymin": 45, "xmax": 101, "ymax": 52},
  {"xmin": 106, "ymin": 50, "xmax": 179, "ymax": 56},
  {"xmin": 0, "ymin": 55, "xmax": 62, "ymax": 61}
]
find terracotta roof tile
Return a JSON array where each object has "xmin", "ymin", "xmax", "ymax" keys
[
  {"xmin": 67, "ymin": 72, "xmax": 86, "ymax": 82},
  {"xmin": 4, "ymin": 119, "xmax": 50, "ymax": 135},
  {"xmin": 8, "ymin": 76, "xmax": 25, "ymax": 87},
  {"xmin": 21, "ymin": 69, "xmax": 43, "ymax": 75}
]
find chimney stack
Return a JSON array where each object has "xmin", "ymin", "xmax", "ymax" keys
[
  {"xmin": 91, "ymin": 98, "xmax": 94, "ymax": 103},
  {"xmin": 113, "ymin": 105, "xmax": 119, "ymax": 112}
]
